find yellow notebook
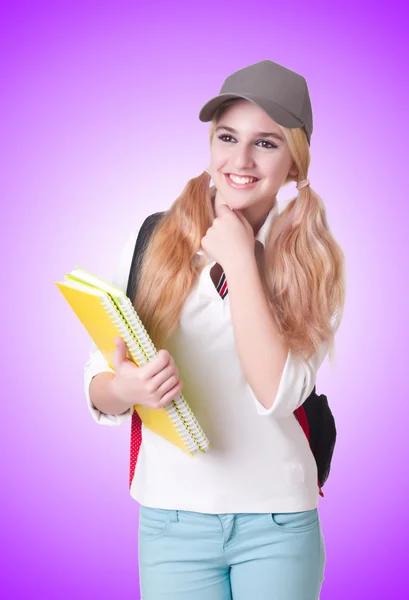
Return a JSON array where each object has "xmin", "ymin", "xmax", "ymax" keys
[{"xmin": 55, "ymin": 267, "xmax": 210, "ymax": 456}]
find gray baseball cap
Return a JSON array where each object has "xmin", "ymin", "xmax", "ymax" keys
[{"xmin": 198, "ymin": 60, "xmax": 313, "ymax": 145}]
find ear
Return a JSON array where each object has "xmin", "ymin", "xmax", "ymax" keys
[{"xmin": 289, "ymin": 162, "xmax": 298, "ymax": 178}]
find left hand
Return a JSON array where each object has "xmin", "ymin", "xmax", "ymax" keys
[{"xmin": 200, "ymin": 203, "xmax": 255, "ymax": 270}]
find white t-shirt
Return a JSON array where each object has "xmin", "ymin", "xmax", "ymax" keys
[{"xmin": 84, "ymin": 200, "xmax": 332, "ymax": 513}]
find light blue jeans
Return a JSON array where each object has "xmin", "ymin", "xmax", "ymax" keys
[{"xmin": 138, "ymin": 505, "xmax": 326, "ymax": 599}]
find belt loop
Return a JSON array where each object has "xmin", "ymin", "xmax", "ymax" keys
[{"xmin": 170, "ymin": 510, "xmax": 179, "ymax": 523}]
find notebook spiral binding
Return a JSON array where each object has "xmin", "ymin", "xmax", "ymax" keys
[
  {"xmin": 117, "ymin": 296, "xmax": 210, "ymax": 452},
  {"xmin": 101, "ymin": 295, "xmax": 199, "ymax": 452},
  {"xmin": 100, "ymin": 294, "xmax": 210, "ymax": 454}
]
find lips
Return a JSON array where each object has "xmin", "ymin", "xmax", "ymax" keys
[
  {"xmin": 226, "ymin": 173, "xmax": 259, "ymax": 181},
  {"xmin": 224, "ymin": 173, "xmax": 259, "ymax": 189}
]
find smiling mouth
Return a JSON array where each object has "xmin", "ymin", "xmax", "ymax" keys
[
  {"xmin": 224, "ymin": 173, "xmax": 259, "ymax": 188},
  {"xmin": 227, "ymin": 173, "xmax": 259, "ymax": 183}
]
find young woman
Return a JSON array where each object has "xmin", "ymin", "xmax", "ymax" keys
[{"xmin": 85, "ymin": 60, "xmax": 345, "ymax": 599}]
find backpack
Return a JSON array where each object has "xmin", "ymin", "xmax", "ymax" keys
[{"xmin": 126, "ymin": 212, "xmax": 337, "ymax": 497}]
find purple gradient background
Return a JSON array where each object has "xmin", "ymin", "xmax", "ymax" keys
[{"xmin": 2, "ymin": 0, "xmax": 408, "ymax": 598}]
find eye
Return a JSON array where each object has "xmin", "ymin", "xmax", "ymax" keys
[
  {"xmin": 218, "ymin": 134, "xmax": 237, "ymax": 143},
  {"xmin": 256, "ymin": 140, "xmax": 278, "ymax": 149},
  {"xmin": 217, "ymin": 135, "xmax": 277, "ymax": 149}
]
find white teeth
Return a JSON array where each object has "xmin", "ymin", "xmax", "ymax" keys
[{"xmin": 228, "ymin": 174, "xmax": 257, "ymax": 184}]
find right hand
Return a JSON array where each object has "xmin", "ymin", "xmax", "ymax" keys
[{"xmin": 110, "ymin": 337, "xmax": 184, "ymax": 411}]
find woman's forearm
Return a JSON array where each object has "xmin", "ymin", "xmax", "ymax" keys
[
  {"xmin": 225, "ymin": 252, "xmax": 289, "ymax": 410},
  {"xmin": 89, "ymin": 372, "xmax": 131, "ymax": 416}
]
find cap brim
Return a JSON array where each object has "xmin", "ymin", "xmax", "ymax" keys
[{"xmin": 198, "ymin": 93, "xmax": 304, "ymax": 130}]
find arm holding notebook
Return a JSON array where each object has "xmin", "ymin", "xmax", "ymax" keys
[
  {"xmin": 86, "ymin": 335, "xmax": 183, "ymax": 424},
  {"xmin": 83, "ymin": 229, "xmax": 182, "ymax": 424},
  {"xmin": 84, "ymin": 341, "xmax": 130, "ymax": 425},
  {"xmin": 89, "ymin": 372, "xmax": 129, "ymax": 418},
  {"xmin": 108, "ymin": 339, "xmax": 182, "ymax": 406},
  {"xmin": 83, "ymin": 231, "xmax": 137, "ymax": 424}
]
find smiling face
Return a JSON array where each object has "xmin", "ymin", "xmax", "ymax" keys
[{"xmin": 208, "ymin": 99, "xmax": 298, "ymax": 225}]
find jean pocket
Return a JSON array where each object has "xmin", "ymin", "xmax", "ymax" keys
[
  {"xmin": 138, "ymin": 506, "xmax": 171, "ymax": 540},
  {"xmin": 269, "ymin": 508, "xmax": 319, "ymax": 533}
]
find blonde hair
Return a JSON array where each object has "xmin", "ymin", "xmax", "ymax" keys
[{"xmin": 132, "ymin": 99, "xmax": 346, "ymax": 364}]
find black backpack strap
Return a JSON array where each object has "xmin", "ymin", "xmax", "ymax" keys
[
  {"xmin": 302, "ymin": 389, "xmax": 337, "ymax": 487},
  {"xmin": 126, "ymin": 211, "xmax": 166, "ymax": 303}
]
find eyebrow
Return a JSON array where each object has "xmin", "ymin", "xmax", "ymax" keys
[{"xmin": 215, "ymin": 125, "xmax": 285, "ymax": 142}]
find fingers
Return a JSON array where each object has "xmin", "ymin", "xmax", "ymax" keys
[
  {"xmin": 145, "ymin": 359, "xmax": 179, "ymax": 392},
  {"xmin": 109, "ymin": 340, "xmax": 182, "ymax": 411},
  {"xmin": 155, "ymin": 371, "xmax": 180, "ymax": 398},
  {"xmin": 143, "ymin": 349, "xmax": 172, "ymax": 379},
  {"xmin": 159, "ymin": 380, "xmax": 184, "ymax": 407},
  {"xmin": 143, "ymin": 351, "xmax": 183, "ymax": 409}
]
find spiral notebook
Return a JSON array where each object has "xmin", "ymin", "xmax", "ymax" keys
[{"xmin": 55, "ymin": 267, "xmax": 210, "ymax": 456}]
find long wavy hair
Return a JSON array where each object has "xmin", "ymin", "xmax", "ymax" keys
[{"xmin": 132, "ymin": 98, "xmax": 346, "ymax": 365}]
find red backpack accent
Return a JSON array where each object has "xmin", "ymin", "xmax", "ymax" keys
[{"xmin": 129, "ymin": 410, "xmax": 143, "ymax": 489}]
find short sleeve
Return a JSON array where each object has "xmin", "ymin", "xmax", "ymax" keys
[
  {"xmin": 84, "ymin": 229, "xmax": 138, "ymax": 426},
  {"xmin": 246, "ymin": 339, "xmax": 330, "ymax": 419}
]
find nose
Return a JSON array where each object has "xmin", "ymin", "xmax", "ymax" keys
[{"xmin": 232, "ymin": 144, "xmax": 256, "ymax": 171}]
